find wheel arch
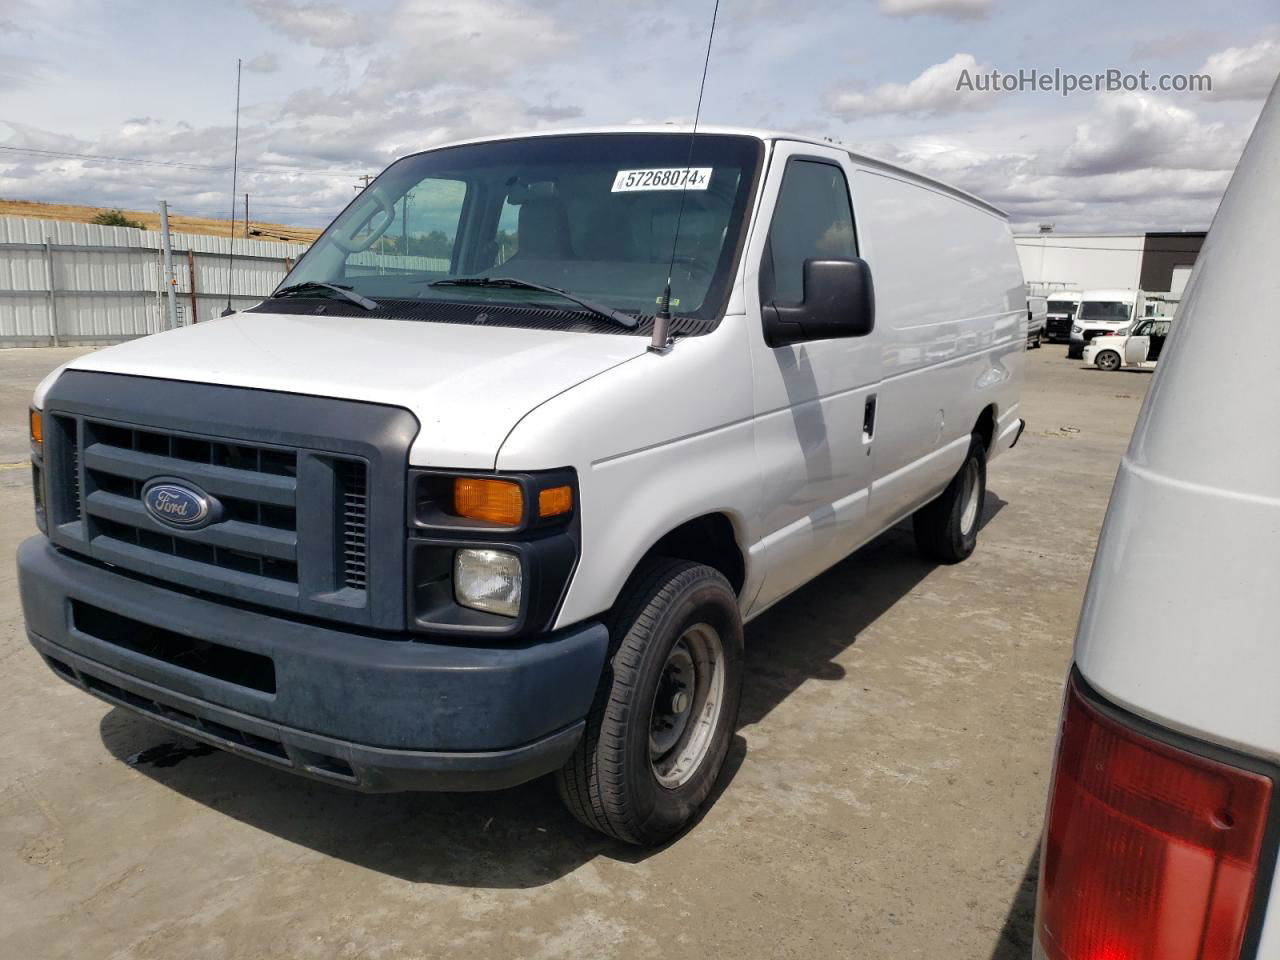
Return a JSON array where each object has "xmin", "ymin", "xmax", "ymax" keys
[
  {"xmin": 973, "ymin": 403, "xmax": 997, "ymax": 452},
  {"xmin": 622, "ymin": 511, "xmax": 747, "ymax": 606}
]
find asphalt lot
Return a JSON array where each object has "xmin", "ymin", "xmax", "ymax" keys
[{"xmin": 0, "ymin": 343, "xmax": 1152, "ymax": 959}]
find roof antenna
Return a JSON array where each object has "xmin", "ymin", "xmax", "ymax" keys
[
  {"xmin": 221, "ymin": 57, "xmax": 242, "ymax": 318},
  {"xmin": 650, "ymin": 0, "xmax": 720, "ymax": 354}
]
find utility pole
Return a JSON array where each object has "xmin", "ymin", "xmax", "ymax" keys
[
  {"xmin": 159, "ymin": 200, "xmax": 179, "ymax": 329},
  {"xmin": 354, "ymin": 174, "xmax": 373, "ymax": 192},
  {"xmin": 402, "ymin": 190, "xmax": 414, "ymax": 253},
  {"xmin": 244, "ymin": 193, "xmax": 250, "ymax": 239}
]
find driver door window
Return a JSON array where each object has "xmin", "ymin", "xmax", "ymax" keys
[{"xmin": 764, "ymin": 159, "xmax": 857, "ymax": 304}]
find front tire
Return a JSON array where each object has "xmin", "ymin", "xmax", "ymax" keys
[
  {"xmin": 1095, "ymin": 350, "xmax": 1121, "ymax": 372},
  {"xmin": 912, "ymin": 433, "xmax": 988, "ymax": 564},
  {"xmin": 557, "ymin": 559, "xmax": 744, "ymax": 846}
]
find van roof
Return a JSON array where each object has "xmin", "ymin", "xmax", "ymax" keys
[
  {"xmin": 1047, "ymin": 292, "xmax": 1082, "ymax": 301},
  {"xmin": 407, "ymin": 125, "xmax": 1009, "ymax": 221}
]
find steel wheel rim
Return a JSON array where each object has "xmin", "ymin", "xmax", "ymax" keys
[
  {"xmin": 1099, "ymin": 352, "xmax": 1119, "ymax": 371},
  {"xmin": 960, "ymin": 460, "xmax": 981, "ymax": 535},
  {"xmin": 649, "ymin": 623, "xmax": 725, "ymax": 789}
]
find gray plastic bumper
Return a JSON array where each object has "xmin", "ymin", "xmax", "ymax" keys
[{"xmin": 17, "ymin": 536, "xmax": 608, "ymax": 792}]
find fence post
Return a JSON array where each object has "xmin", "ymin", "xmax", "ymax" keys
[
  {"xmin": 187, "ymin": 249, "xmax": 199, "ymax": 323},
  {"xmin": 159, "ymin": 200, "xmax": 179, "ymax": 329},
  {"xmin": 42, "ymin": 237, "xmax": 60, "ymax": 347}
]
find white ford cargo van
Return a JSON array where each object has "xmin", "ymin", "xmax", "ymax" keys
[
  {"xmin": 1067, "ymin": 289, "xmax": 1144, "ymax": 359},
  {"xmin": 19, "ymin": 127, "xmax": 1026, "ymax": 845},
  {"xmin": 1034, "ymin": 83, "xmax": 1280, "ymax": 958}
]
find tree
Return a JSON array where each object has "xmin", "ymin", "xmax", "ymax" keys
[{"xmin": 91, "ymin": 209, "xmax": 144, "ymax": 229}]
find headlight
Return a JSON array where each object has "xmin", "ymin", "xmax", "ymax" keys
[
  {"xmin": 1071, "ymin": 324, "xmax": 1083, "ymax": 335},
  {"xmin": 454, "ymin": 548, "xmax": 522, "ymax": 617}
]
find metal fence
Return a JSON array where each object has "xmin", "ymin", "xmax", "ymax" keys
[{"xmin": 0, "ymin": 215, "xmax": 311, "ymax": 346}]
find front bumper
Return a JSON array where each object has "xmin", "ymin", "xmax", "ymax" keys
[{"xmin": 18, "ymin": 536, "xmax": 609, "ymax": 792}]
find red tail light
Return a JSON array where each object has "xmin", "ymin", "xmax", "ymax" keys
[{"xmin": 1037, "ymin": 675, "xmax": 1272, "ymax": 960}]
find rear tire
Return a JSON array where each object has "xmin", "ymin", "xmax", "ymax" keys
[
  {"xmin": 557, "ymin": 558, "xmax": 744, "ymax": 846},
  {"xmin": 912, "ymin": 434, "xmax": 987, "ymax": 564}
]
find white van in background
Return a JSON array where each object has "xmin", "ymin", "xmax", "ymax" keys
[
  {"xmin": 1034, "ymin": 83, "xmax": 1280, "ymax": 958},
  {"xmin": 1044, "ymin": 291, "xmax": 1080, "ymax": 343},
  {"xmin": 1067, "ymin": 289, "xmax": 1144, "ymax": 358},
  {"xmin": 1027, "ymin": 295, "xmax": 1047, "ymax": 349},
  {"xmin": 20, "ymin": 127, "xmax": 1025, "ymax": 845}
]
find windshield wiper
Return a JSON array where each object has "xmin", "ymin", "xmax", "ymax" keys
[
  {"xmin": 425, "ymin": 276, "xmax": 638, "ymax": 330},
  {"xmin": 271, "ymin": 281, "xmax": 379, "ymax": 310}
]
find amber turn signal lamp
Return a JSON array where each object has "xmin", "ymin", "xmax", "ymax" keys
[
  {"xmin": 538, "ymin": 485, "xmax": 573, "ymax": 518},
  {"xmin": 29, "ymin": 409, "xmax": 43, "ymax": 447},
  {"xmin": 454, "ymin": 477, "xmax": 524, "ymax": 526}
]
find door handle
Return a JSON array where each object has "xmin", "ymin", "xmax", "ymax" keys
[{"xmin": 863, "ymin": 394, "xmax": 877, "ymax": 443}]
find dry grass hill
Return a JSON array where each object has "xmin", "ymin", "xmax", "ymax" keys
[{"xmin": 0, "ymin": 198, "xmax": 322, "ymax": 244}]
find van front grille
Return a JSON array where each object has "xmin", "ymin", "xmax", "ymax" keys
[
  {"xmin": 338, "ymin": 459, "xmax": 369, "ymax": 590},
  {"xmin": 79, "ymin": 418, "xmax": 304, "ymax": 590},
  {"xmin": 39, "ymin": 371, "xmax": 416, "ymax": 631}
]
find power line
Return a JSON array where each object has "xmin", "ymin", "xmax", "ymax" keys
[
  {"xmin": 0, "ymin": 143, "xmax": 371, "ymax": 178},
  {"xmin": 0, "ymin": 144, "xmax": 222, "ymax": 171}
]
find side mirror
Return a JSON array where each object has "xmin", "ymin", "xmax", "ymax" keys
[{"xmin": 763, "ymin": 257, "xmax": 875, "ymax": 348}]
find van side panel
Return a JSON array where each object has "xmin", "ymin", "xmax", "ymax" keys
[{"xmin": 849, "ymin": 168, "xmax": 1025, "ymax": 529}]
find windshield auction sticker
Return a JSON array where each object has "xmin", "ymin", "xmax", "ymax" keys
[{"xmin": 611, "ymin": 168, "xmax": 713, "ymax": 192}]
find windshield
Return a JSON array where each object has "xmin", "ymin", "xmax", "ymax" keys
[
  {"xmin": 1078, "ymin": 300, "xmax": 1132, "ymax": 322},
  {"xmin": 1047, "ymin": 299, "xmax": 1077, "ymax": 316},
  {"xmin": 276, "ymin": 133, "xmax": 763, "ymax": 333}
]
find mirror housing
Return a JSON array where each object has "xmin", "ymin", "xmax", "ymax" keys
[{"xmin": 763, "ymin": 257, "xmax": 875, "ymax": 348}]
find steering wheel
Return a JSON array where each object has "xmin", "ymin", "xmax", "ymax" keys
[{"xmin": 331, "ymin": 185, "xmax": 397, "ymax": 254}]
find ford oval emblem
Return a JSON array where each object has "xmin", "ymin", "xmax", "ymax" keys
[{"xmin": 141, "ymin": 479, "xmax": 219, "ymax": 530}]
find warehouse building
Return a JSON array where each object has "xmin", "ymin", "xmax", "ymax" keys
[{"xmin": 1015, "ymin": 231, "xmax": 1206, "ymax": 297}]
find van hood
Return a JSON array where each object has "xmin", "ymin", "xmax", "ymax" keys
[{"xmin": 45, "ymin": 311, "xmax": 648, "ymax": 468}]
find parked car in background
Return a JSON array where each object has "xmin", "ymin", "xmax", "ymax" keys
[
  {"xmin": 1067, "ymin": 289, "xmax": 1143, "ymax": 358},
  {"xmin": 1082, "ymin": 316, "xmax": 1172, "ymax": 371},
  {"xmin": 1027, "ymin": 295, "xmax": 1047, "ymax": 349},
  {"xmin": 1045, "ymin": 291, "xmax": 1080, "ymax": 342},
  {"xmin": 19, "ymin": 126, "xmax": 1027, "ymax": 846},
  {"xmin": 1034, "ymin": 83, "xmax": 1280, "ymax": 959}
]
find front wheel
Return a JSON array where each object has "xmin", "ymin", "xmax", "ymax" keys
[
  {"xmin": 557, "ymin": 559, "xmax": 744, "ymax": 846},
  {"xmin": 912, "ymin": 433, "xmax": 988, "ymax": 564},
  {"xmin": 1094, "ymin": 350, "xmax": 1121, "ymax": 372}
]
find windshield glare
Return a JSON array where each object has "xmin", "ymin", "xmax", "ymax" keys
[
  {"xmin": 281, "ymin": 133, "xmax": 763, "ymax": 327},
  {"xmin": 1078, "ymin": 300, "xmax": 1132, "ymax": 322}
]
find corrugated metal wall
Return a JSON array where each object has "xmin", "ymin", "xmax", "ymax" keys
[{"xmin": 0, "ymin": 216, "xmax": 311, "ymax": 346}]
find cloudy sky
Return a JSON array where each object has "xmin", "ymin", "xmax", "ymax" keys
[{"xmin": 1, "ymin": 0, "xmax": 1277, "ymax": 233}]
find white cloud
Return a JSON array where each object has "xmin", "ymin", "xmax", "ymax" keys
[
  {"xmin": 245, "ymin": 0, "xmax": 375, "ymax": 49},
  {"xmin": 244, "ymin": 52, "xmax": 280, "ymax": 74},
  {"xmin": 1199, "ymin": 38, "xmax": 1280, "ymax": 101},
  {"xmin": 878, "ymin": 0, "xmax": 994, "ymax": 21},
  {"xmin": 357, "ymin": 0, "xmax": 573, "ymax": 96},
  {"xmin": 1060, "ymin": 93, "xmax": 1243, "ymax": 175},
  {"xmin": 828, "ymin": 53, "xmax": 998, "ymax": 117}
]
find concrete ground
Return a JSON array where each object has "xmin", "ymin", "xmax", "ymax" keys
[{"xmin": 0, "ymin": 344, "xmax": 1152, "ymax": 960}]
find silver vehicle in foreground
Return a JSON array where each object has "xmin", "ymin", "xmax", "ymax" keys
[{"xmin": 1033, "ymin": 80, "xmax": 1280, "ymax": 959}]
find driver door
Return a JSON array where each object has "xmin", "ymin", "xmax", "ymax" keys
[
  {"xmin": 745, "ymin": 142, "xmax": 880, "ymax": 613},
  {"xmin": 1125, "ymin": 320, "xmax": 1152, "ymax": 365}
]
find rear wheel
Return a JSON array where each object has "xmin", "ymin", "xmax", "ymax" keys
[
  {"xmin": 1095, "ymin": 350, "xmax": 1121, "ymax": 372},
  {"xmin": 912, "ymin": 433, "xmax": 987, "ymax": 564},
  {"xmin": 557, "ymin": 558, "xmax": 744, "ymax": 846}
]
